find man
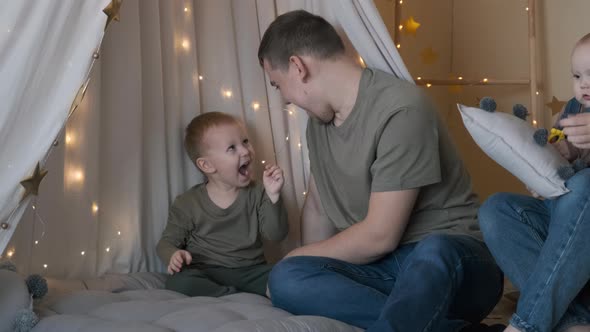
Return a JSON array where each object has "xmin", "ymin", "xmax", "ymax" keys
[{"xmin": 258, "ymin": 10, "xmax": 504, "ymax": 332}]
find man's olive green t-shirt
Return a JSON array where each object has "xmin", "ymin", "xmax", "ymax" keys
[
  {"xmin": 156, "ymin": 182, "xmax": 288, "ymax": 268},
  {"xmin": 306, "ymin": 68, "xmax": 481, "ymax": 244}
]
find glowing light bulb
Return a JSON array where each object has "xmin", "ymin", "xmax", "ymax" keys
[
  {"xmin": 105, "ymin": 247, "xmax": 110, "ymax": 252},
  {"xmin": 398, "ymin": 25, "xmax": 403, "ymax": 31},
  {"xmin": 396, "ymin": 44, "xmax": 401, "ymax": 49},
  {"xmin": 417, "ymin": 77, "xmax": 422, "ymax": 80},
  {"xmin": 261, "ymin": 160, "xmax": 266, "ymax": 164},
  {"xmin": 43, "ymin": 264, "xmax": 48, "ymax": 269},
  {"xmin": 7, "ymin": 249, "xmax": 14, "ymax": 258},
  {"xmin": 81, "ymin": 251, "xmax": 85, "ymax": 255},
  {"xmin": 286, "ymin": 136, "xmax": 289, "ymax": 141},
  {"xmin": 92, "ymin": 203, "xmax": 99, "ymax": 214},
  {"xmin": 252, "ymin": 102, "xmax": 260, "ymax": 110},
  {"xmin": 184, "ymin": 7, "xmax": 188, "ymax": 12},
  {"xmin": 117, "ymin": 231, "xmax": 121, "ymax": 236},
  {"xmin": 198, "ymin": 75, "xmax": 203, "ymax": 80},
  {"xmin": 482, "ymin": 78, "xmax": 489, "ymax": 83},
  {"xmin": 74, "ymin": 170, "xmax": 84, "ymax": 182},
  {"xmin": 181, "ymin": 39, "xmax": 190, "ymax": 50},
  {"xmin": 458, "ymin": 76, "xmax": 463, "ymax": 80},
  {"xmin": 533, "ymin": 120, "xmax": 538, "ymax": 125},
  {"xmin": 35, "ymin": 241, "xmax": 38, "ymax": 245},
  {"xmin": 223, "ymin": 90, "xmax": 233, "ymax": 98},
  {"xmin": 426, "ymin": 83, "xmax": 432, "ymax": 88}
]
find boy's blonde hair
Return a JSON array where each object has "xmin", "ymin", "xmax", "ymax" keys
[
  {"xmin": 576, "ymin": 33, "xmax": 590, "ymax": 48},
  {"xmin": 184, "ymin": 112, "xmax": 240, "ymax": 164}
]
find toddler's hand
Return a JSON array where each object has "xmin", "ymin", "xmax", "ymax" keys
[
  {"xmin": 168, "ymin": 250, "xmax": 192, "ymax": 275},
  {"xmin": 553, "ymin": 140, "xmax": 574, "ymax": 161},
  {"xmin": 263, "ymin": 164, "xmax": 284, "ymax": 203},
  {"xmin": 561, "ymin": 113, "xmax": 590, "ymax": 149},
  {"xmin": 525, "ymin": 186, "xmax": 542, "ymax": 199}
]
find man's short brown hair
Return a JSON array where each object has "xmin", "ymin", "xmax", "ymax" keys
[
  {"xmin": 258, "ymin": 10, "xmax": 345, "ymax": 70},
  {"xmin": 184, "ymin": 112, "xmax": 239, "ymax": 164}
]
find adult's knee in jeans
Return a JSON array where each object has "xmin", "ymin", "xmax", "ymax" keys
[
  {"xmin": 566, "ymin": 168, "xmax": 590, "ymax": 193},
  {"xmin": 478, "ymin": 193, "xmax": 512, "ymax": 239},
  {"xmin": 268, "ymin": 257, "xmax": 309, "ymax": 302}
]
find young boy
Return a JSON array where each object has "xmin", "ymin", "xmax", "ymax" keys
[
  {"xmin": 156, "ymin": 112, "xmax": 288, "ymax": 297},
  {"xmin": 480, "ymin": 33, "xmax": 590, "ymax": 332}
]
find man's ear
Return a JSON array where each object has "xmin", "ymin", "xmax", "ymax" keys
[
  {"xmin": 289, "ymin": 55, "xmax": 309, "ymax": 83},
  {"xmin": 196, "ymin": 157, "xmax": 215, "ymax": 174}
]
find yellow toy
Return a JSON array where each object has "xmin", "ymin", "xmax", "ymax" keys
[{"xmin": 548, "ymin": 128, "xmax": 566, "ymax": 144}]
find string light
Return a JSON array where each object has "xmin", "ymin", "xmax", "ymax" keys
[
  {"xmin": 32, "ymin": 205, "xmax": 36, "ymax": 210},
  {"xmin": 289, "ymin": 110, "xmax": 294, "ymax": 115},
  {"xmin": 286, "ymin": 136, "xmax": 289, "ymax": 141},
  {"xmin": 81, "ymin": 251, "xmax": 85, "ymax": 256},
  {"xmin": 34, "ymin": 241, "xmax": 38, "ymax": 245},
  {"xmin": 399, "ymin": 0, "xmax": 403, "ymax": 4},
  {"xmin": 222, "ymin": 89, "xmax": 233, "ymax": 98},
  {"xmin": 303, "ymin": 192, "xmax": 307, "ymax": 196},
  {"xmin": 458, "ymin": 76, "xmax": 463, "ymax": 80},
  {"xmin": 426, "ymin": 83, "xmax": 432, "ymax": 88},
  {"xmin": 251, "ymin": 102, "xmax": 260, "ymax": 111},
  {"xmin": 525, "ymin": 7, "xmax": 529, "ymax": 11},
  {"xmin": 66, "ymin": 134, "xmax": 73, "ymax": 145},
  {"xmin": 71, "ymin": 169, "xmax": 84, "ymax": 183},
  {"xmin": 6, "ymin": 249, "xmax": 14, "ymax": 258},
  {"xmin": 92, "ymin": 202, "xmax": 99, "ymax": 215},
  {"xmin": 117, "ymin": 231, "xmax": 121, "ymax": 236},
  {"xmin": 533, "ymin": 120, "xmax": 537, "ymax": 125},
  {"xmin": 181, "ymin": 39, "xmax": 190, "ymax": 50},
  {"xmin": 43, "ymin": 264, "xmax": 48, "ymax": 269},
  {"xmin": 261, "ymin": 160, "xmax": 266, "ymax": 164},
  {"xmin": 298, "ymin": 142, "xmax": 302, "ymax": 149},
  {"xmin": 398, "ymin": 25, "xmax": 403, "ymax": 31},
  {"xmin": 536, "ymin": 91, "xmax": 540, "ymax": 95},
  {"xmin": 417, "ymin": 77, "xmax": 422, "ymax": 80},
  {"xmin": 105, "ymin": 247, "xmax": 110, "ymax": 252},
  {"xmin": 482, "ymin": 78, "xmax": 489, "ymax": 83},
  {"xmin": 184, "ymin": 7, "xmax": 188, "ymax": 12}
]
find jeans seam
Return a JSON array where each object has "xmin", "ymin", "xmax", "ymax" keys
[
  {"xmin": 523, "ymin": 197, "xmax": 590, "ymax": 323},
  {"xmin": 422, "ymin": 255, "xmax": 483, "ymax": 332}
]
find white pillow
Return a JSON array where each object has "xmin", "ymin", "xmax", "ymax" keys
[{"xmin": 457, "ymin": 104, "xmax": 570, "ymax": 199}]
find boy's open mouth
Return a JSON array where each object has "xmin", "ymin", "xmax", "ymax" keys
[{"xmin": 238, "ymin": 160, "xmax": 250, "ymax": 176}]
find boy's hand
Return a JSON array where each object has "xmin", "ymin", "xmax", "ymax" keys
[
  {"xmin": 168, "ymin": 250, "xmax": 192, "ymax": 275},
  {"xmin": 263, "ymin": 164, "xmax": 284, "ymax": 203}
]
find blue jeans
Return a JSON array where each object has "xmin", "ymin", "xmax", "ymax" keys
[
  {"xmin": 268, "ymin": 234, "xmax": 503, "ymax": 331},
  {"xmin": 479, "ymin": 169, "xmax": 590, "ymax": 332}
]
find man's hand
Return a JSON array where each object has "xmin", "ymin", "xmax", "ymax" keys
[
  {"xmin": 263, "ymin": 164, "xmax": 284, "ymax": 203},
  {"xmin": 561, "ymin": 113, "xmax": 590, "ymax": 149},
  {"xmin": 168, "ymin": 250, "xmax": 192, "ymax": 275}
]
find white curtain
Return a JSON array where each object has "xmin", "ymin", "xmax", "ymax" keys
[
  {"xmin": 4, "ymin": 0, "xmax": 410, "ymax": 279},
  {"xmin": 0, "ymin": 0, "xmax": 110, "ymax": 263}
]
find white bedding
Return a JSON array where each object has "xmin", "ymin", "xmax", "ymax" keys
[{"xmin": 32, "ymin": 273, "xmax": 363, "ymax": 332}]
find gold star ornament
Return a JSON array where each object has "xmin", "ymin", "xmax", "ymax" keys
[
  {"xmin": 546, "ymin": 96, "xmax": 566, "ymax": 116},
  {"xmin": 420, "ymin": 47, "xmax": 438, "ymax": 65},
  {"xmin": 103, "ymin": 0, "xmax": 123, "ymax": 31},
  {"xmin": 403, "ymin": 16, "xmax": 421, "ymax": 37},
  {"xmin": 20, "ymin": 162, "xmax": 48, "ymax": 202}
]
